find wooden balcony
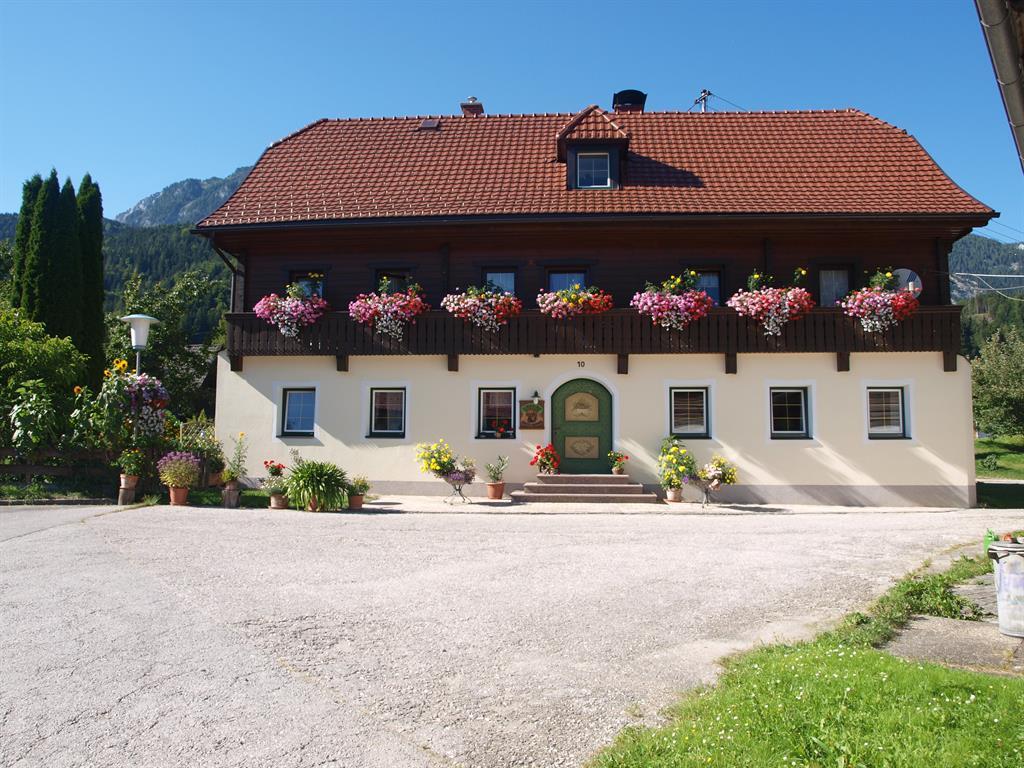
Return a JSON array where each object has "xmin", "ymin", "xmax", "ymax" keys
[{"xmin": 225, "ymin": 306, "xmax": 963, "ymax": 373}]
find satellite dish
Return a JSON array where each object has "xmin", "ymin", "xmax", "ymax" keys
[{"xmin": 893, "ymin": 268, "xmax": 922, "ymax": 298}]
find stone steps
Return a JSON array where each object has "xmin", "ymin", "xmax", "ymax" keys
[{"xmin": 511, "ymin": 473, "xmax": 661, "ymax": 504}]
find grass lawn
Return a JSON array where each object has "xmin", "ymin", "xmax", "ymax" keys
[
  {"xmin": 155, "ymin": 488, "xmax": 269, "ymax": 508},
  {"xmin": 0, "ymin": 477, "xmax": 115, "ymax": 501},
  {"xmin": 975, "ymin": 435, "xmax": 1024, "ymax": 480},
  {"xmin": 593, "ymin": 551, "xmax": 1024, "ymax": 768}
]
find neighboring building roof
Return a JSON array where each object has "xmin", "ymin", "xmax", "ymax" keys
[
  {"xmin": 976, "ymin": 0, "xmax": 1024, "ymax": 173},
  {"xmin": 197, "ymin": 107, "xmax": 994, "ymax": 229}
]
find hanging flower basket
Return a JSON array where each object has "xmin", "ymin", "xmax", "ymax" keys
[
  {"xmin": 254, "ymin": 282, "xmax": 329, "ymax": 337},
  {"xmin": 348, "ymin": 278, "xmax": 430, "ymax": 340},
  {"xmin": 441, "ymin": 285, "xmax": 523, "ymax": 332},
  {"xmin": 727, "ymin": 268, "xmax": 815, "ymax": 337},
  {"xmin": 630, "ymin": 271, "xmax": 714, "ymax": 331},
  {"xmin": 536, "ymin": 284, "xmax": 613, "ymax": 319},
  {"xmin": 840, "ymin": 268, "xmax": 920, "ymax": 333},
  {"xmin": 416, "ymin": 439, "xmax": 476, "ymax": 503}
]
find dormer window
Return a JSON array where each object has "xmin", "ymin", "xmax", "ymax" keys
[{"xmin": 577, "ymin": 153, "xmax": 611, "ymax": 188}]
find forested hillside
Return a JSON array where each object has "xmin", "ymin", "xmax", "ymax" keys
[{"xmin": 950, "ymin": 234, "xmax": 1024, "ymax": 299}]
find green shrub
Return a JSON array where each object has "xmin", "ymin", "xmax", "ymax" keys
[
  {"xmin": 156, "ymin": 451, "xmax": 201, "ymax": 488},
  {"xmin": 349, "ymin": 475, "xmax": 370, "ymax": 495},
  {"xmin": 286, "ymin": 460, "xmax": 348, "ymax": 511}
]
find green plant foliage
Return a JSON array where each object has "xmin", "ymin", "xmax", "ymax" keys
[
  {"xmin": 222, "ymin": 432, "xmax": 248, "ymax": 482},
  {"xmin": 77, "ymin": 174, "xmax": 105, "ymax": 387},
  {"xmin": 10, "ymin": 174, "xmax": 42, "ymax": 309},
  {"xmin": 484, "ymin": 455, "xmax": 509, "ymax": 482},
  {"xmin": 46, "ymin": 178, "xmax": 84, "ymax": 346},
  {"xmin": 656, "ymin": 437, "xmax": 695, "ymax": 489},
  {"xmin": 348, "ymin": 474, "xmax": 370, "ymax": 495},
  {"xmin": 972, "ymin": 327, "xmax": 1024, "ymax": 436},
  {"xmin": 960, "ymin": 292, "xmax": 1024, "ymax": 357},
  {"xmin": 8, "ymin": 380, "xmax": 58, "ymax": 455},
  {"xmin": 285, "ymin": 460, "xmax": 348, "ymax": 512},
  {"xmin": 20, "ymin": 171, "xmax": 61, "ymax": 320},
  {"xmin": 975, "ymin": 435, "xmax": 1024, "ymax": 480}
]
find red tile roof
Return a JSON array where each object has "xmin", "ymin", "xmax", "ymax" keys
[{"xmin": 197, "ymin": 108, "xmax": 993, "ymax": 228}]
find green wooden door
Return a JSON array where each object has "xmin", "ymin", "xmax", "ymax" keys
[{"xmin": 551, "ymin": 379, "xmax": 613, "ymax": 474}]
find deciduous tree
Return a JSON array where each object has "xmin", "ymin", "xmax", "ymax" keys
[{"xmin": 972, "ymin": 327, "xmax": 1024, "ymax": 436}]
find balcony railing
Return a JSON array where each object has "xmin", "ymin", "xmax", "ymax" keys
[{"xmin": 225, "ymin": 306, "xmax": 963, "ymax": 372}]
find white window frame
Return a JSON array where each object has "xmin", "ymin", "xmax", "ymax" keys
[
  {"xmin": 669, "ymin": 387, "xmax": 710, "ymax": 438},
  {"xmin": 368, "ymin": 387, "xmax": 406, "ymax": 438},
  {"xmin": 477, "ymin": 387, "xmax": 516, "ymax": 438},
  {"xmin": 576, "ymin": 152, "xmax": 611, "ymax": 189},
  {"xmin": 769, "ymin": 386, "xmax": 811, "ymax": 439},
  {"xmin": 866, "ymin": 386, "xmax": 909, "ymax": 440}
]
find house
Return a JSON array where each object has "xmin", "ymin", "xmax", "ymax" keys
[{"xmin": 195, "ymin": 92, "xmax": 995, "ymax": 505}]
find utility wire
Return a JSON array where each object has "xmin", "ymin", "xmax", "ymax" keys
[
  {"xmin": 988, "ymin": 220, "xmax": 1024, "ymax": 238},
  {"xmin": 712, "ymin": 93, "xmax": 748, "ymax": 112}
]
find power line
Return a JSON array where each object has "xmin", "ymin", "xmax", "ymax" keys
[
  {"xmin": 952, "ymin": 272, "xmax": 1024, "ymax": 278},
  {"xmin": 988, "ymin": 220, "xmax": 1024, "ymax": 238}
]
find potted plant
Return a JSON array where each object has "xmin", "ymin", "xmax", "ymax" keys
[
  {"xmin": 484, "ymin": 455, "xmax": 510, "ymax": 499},
  {"xmin": 348, "ymin": 475, "xmax": 370, "ymax": 509},
  {"xmin": 286, "ymin": 460, "xmax": 349, "ymax": 512},
  {"xmin": 441, "ymin": 285, "xmax": 523, "ymax": 331},
  {"xmin": 530, "ymin": 443, "xmax": 561, "ymax": 474},
  {"xmin": 115, "ymin": 447, "xmax": 145, "ymax": 489},
  {"xmin": 536, "ymin": 284, "xmax": 614, "ymax": 318},
  {"xmin": 416, "ymin": 439, "xmax": 476, "ymax": 503},
  {"xmin": 727, "ymin": 268, "xmax": 815, "ymax": 337},
  {"xmin": 157, "ymin": 451, "xmax": 201, "ymax": 506},
  {"xmin": 691, "ymin": 455, "xmax": 738, "ymax": 507},
  {"xmin": 607, "ymin": 450, "xmax": 629, "ymax": 475},
  {"xmin": 657, "ymin": 437, "xmax": 695, "ymax": 502},
  {"xmin": 630, "ymin": 271, "xmax": 714, "ymax": 331},
  {"xmin": 839, "ymin": 267, "xmax": 920, "ymax": 333},
  {"xmin": 348, "ymin": 277, "xmax": 430, "ymax": 339},
  {"xmin": 253, "ymin": 281, "xmax": 329, "ymax": 337},
  {"xmin": 221, "ymin": 432, "xmax": 249, "ymax": 508},
  {"xmin": 262, "ymin": 459, "xmax": 288, "ymax": 509}
]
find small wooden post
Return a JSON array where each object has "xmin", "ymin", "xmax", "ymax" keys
[
  {"xmin": 943, "ymin": 350, "xmax": 957, "ymax": 372},
  {"xmin": 724, "ymin": 352, "xmax": 737, "ymax": 374},
  {"xmin": 229, "ymin": 354, "xmax": 243, "ymax": 372},
  {"xmin": 836, "ymin": 352, "xmax": 850, "ymax": 372},
  {"xmin": 616, "ymin": 353, "xmax": 629, "ymax": 374},
  {"xmin": 336, "ymin": 354, "xmax": 349, "ymax": 372},
  {"xmin": 447, "ymin": 354, "xmax": 459, "ymax": 372}
]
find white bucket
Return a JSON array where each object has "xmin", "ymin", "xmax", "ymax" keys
[{"xmin": 988, "ymin": 539, "xmax": 1024, "ymax": 639}]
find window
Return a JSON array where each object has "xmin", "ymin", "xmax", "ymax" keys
[
  {"xmin": 868, "ymin": 388, "xmax": 906, "ymax": 438},
  {"xmin": 290, "ymin": 271, "xmax": 325, "ymax": 299},
  {"xmin": 484, "ymin": 270, "xmax": 516, "ymax": 295},
  {"xmin": 369, "ymin": 388, "xmax": 406, "ymax": 437},
  {"xmin": 695, "ymin": 272, "xmax": 721, "ymax": 305},
  {"xmin": 670, "ymin": 388, "xmax": 709, "ymax": 438},
  {"xmin": 770, "ymin": 388, "xmax": 809, "ymax": 438},
  {"xmin": 819, "ymin": 269, "xmax": 850, "ymax": 308},
  {"xmin": 281, "ymin": 389, "xmax": 316, "ymax": 436},
  {"xmin": 478, "ymin": 388, "xmax": 515, "ymax": 437},
  {"xmin": 576, "ymin": 153, "xmax": 611, "ymax": 188},
  {"xmin": 376, "ymin": 270, "xmax": 411, "ymax": 293},
  {"xmin": 548, "ymin": 270, "xmax": 587, "ymax": 292}
]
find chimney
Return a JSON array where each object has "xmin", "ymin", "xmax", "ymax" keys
[
  {"xmin": 612, "ymin": 89, "xmax": 647, "ymax": 113},
  {"xmin": 460, "ymin": 96, "xmax": 484, "ymax": 116}
]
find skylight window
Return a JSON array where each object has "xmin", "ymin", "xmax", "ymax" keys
[{"xmin": 577, "ymin": 153, "xmax": 611, "ymax": 188}]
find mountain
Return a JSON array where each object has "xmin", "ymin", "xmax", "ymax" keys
[
  {"xmin": 114, "ymin": 166, "xmax": 250, "ymax": 227},
  {"xmin": 949, "ymin": 234, "xmax": 1024, "ymax": 300}
]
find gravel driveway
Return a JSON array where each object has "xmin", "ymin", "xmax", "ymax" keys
[{"xmin": 2, "ymin": 504, "xmax": 1021, "ymax": 767}]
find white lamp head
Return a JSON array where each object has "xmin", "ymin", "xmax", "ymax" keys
[{"xmin": 120, "ymin": 314, "xmax": 160, "ymax": 351}]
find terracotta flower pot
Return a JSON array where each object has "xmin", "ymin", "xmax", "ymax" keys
[
  {"xmin": 169, "ymin": 486, "xmax": 189, "ymax": 506},
  {"xmin": 611, "ymin": 466, "xmax": 624, "ymax": 475},
  {"xmin": 207, "ymin": 471, "xmax": 223, "ymax": 487},
  {"xmin": 307, "ymin": 496, "xmax": 320, "ymax": 512},
  {"xmin": 120, "ymin": 474, "xmax": 139, "ymax": 490},
  {"xmin": 269, "ymin": 493, "xmax": 289, "ymax": 510},
  {"xmin": 224, "ymin": 479, "xmax": 241, "ymax": 491},
  {"xmin": 665, "ymin": 487, "xmax": 683, "ymax": 503},
  {"xmin": 486, "ymin": 482, "xmax": 505, "ymax": 500},
  {"xmin": 348, "ymin": 494, "xmax": 364, "ymax": 509}
]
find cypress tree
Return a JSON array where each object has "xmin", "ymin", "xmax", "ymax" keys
[
  {"xmin": 77, "ymin": 174, "xmax": 105, "ymax": 386},
  {"xmin": 45, "ymin": 178, "xmax": 84, "ymax": 345},
  {"xmin": 21, "ymin": 170, "xmax": 61, "ymax": 321},
  {"xmin": 11, "ymin": 174, "xmax": 43, "ymax": 309}
]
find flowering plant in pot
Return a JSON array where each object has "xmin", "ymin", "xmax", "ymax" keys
[
  {"xmin": 285, "ymin": 460, "xmax": 348, "ymax": 512},
  {"xmin": 657, "ymin": 438, "xmax": 696, "ymax": 502},
  {"xmin": 839, "ymin": 267, "xmax": 920, "ymax": 333},
  {"xmin": 630, "ymin": 271, "xmax": 715, "ymax": 331},
  {"xmin": 349, "ymin": 277, "xmax": 430, "ymax": 339},
  {"xmin": 115, "ymin": 447, "xmax": 145, "ymax": 489},
  {"xmin": 484, "ymin": 455, "xmax": 510, "ymax": 499},
  {"xmin": 692, "ymin": 455, "xmax": 738, "ymax": 507},
  {"xmin": 348, "ymin": 475, "xmax": 370, "ymax": 509},
  {"xmin": 607, "ymin": 450, "xmax": 629, "ymax": 475},
  {"xmin": 253, "ymin": 281, "xmax": 329, "ymax": 338},
  {"xmin": 262, "ymin": 459, "xmax": 288, "ymax": 508},
  {"xmin": 441, "ymin": 284, "xmax": 523, "ymax": 332},
  {"xmin": 157, "ymin": 451, "xmax": 201, "ymax": 506},
  {"xmin": 220, "ymin": 432, "xmax": 249, "ymax": 508},
  {"xmin": 536, "ymin": 284, "xmax": 613, "ymax": 319},
  {"xmin": 727, "ymin": 268, "xmax": 815, "ymax": 337},
  {"xmin": 416, "ymin": 439, "xmax": 476, "ymax": 503},
  {"xmin": 530, "ymin": 443, "xmax": 561, "ymax": 474}
]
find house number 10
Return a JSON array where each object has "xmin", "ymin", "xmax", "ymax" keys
[{"xmin": 577, "ymin": 361, "xmax": 586, "ymax": 368}]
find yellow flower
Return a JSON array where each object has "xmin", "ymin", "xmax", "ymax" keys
[
  {"xmin": 73, "ymin": 385, "xmax": 82, "ymax": 395},
  {"xmin": 238, "ymin": 431, "xmax": 245, "ymax": 438},
  {"xmin": 689, "ymin": 270, "xmax": 696, "ymax": 277},
  {"xmin": 885, "ymin": 271, "xmax": 893, "ymax": 278},
  {"xmin": 753, "ymin": 273, "xmax": 760, "ymax": 279},
  {"xmin": 103, "ymin": 369, "xmax": 111, "ymax": 378}
]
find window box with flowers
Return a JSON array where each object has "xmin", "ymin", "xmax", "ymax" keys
[
  {"xmin": 840, "ymin": 267, "xmax": 920, "ymax": 333},
  {"xmin": 441, "ymin": 285, "xmax": 523, "ymax": 332},
  {"xmin": 536, "ymin": 284, "xmax": 613, "ymax": 319},
  {"xmin": 630, "ymin": 271, "xmax": 715, "ymax": 331},
  {"xmin": 254, "ymin": 281, "xmax": 329, "ymax": 338},
  {"xmin": 349, "ymin": 277, "xmax": 430, "ymax": 340},
  {"xmin": 727, "ymin": 268, "xmax": 815, "ymax": 337}
]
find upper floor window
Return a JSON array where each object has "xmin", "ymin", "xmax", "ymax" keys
[
  {"xmin": 548, "ymin": 270, "xmax": 587, "ymax": 292},
  {"xmin": 576, "ymin": 153, "xmax": 611, "ymax": 188},
  {"xmin": 695, "ymin": 271, "xmax": 721, "ymax": 305},
  {"xmin": 770, "ymin": 387, "xmax": 810, "ymax": 439},
  {"xmin": 484, "ymin": 270, "xmax": 516, "ymax": 295},
  {"xmin": 867, "ymin": 387, "xmax": 907, "ymax": 439},
  {"xmin": 290, "ymin": 271, "xmax": 325, "ymax": 299},
  {"xmin": 376, "ymin": 270, "xmax": 411, "ymax": 293},
  {"xmin": 819, "ymin": 268, "xmax": 850, "ymax": 308},
  {"xmin": 281, "ymin": 388, "xmax": 316, "ymax": 437}
]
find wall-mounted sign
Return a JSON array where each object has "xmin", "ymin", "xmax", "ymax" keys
[{"xmin": 519, "ymin": 399, "xmax": 545, "ymax": 430}]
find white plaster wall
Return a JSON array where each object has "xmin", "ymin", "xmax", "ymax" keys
[{"xmin": 215, "ymin": 351, "xmax": 975, "ymax": 505}]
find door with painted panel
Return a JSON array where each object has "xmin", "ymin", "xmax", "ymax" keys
[{"xmin": 551, "ymin": 379, "xmax": 613, "ymax": 474}]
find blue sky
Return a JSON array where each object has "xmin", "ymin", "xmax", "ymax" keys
[{"xmin": 1, "ymin": 0, "xmax": 1021, "ymax": 242}]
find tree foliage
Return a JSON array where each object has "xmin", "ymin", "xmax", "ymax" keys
[
  {"xmin": 960, "ymin": 292, "xmax": 1024, "ymax": 358},
  {"xmin": 46, "ymin": 178, "xmax": 84, "ymax": 345},
  {"xmin": 11, "ymin": 174, "xmax": 42, "ymax": 309},
  {"xmin": 77, "ymin": 174, "xmax": 105, "ymax": 387},
  {"xmin": 972, "ymin": 327, "xmax": 1024, "ymax": 436},
  {"xmin": 20, "ymin": 170, "xmax": 61, "ymax": 319}
]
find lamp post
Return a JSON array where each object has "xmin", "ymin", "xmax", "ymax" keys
[{"xmin": 120, "ymin": 314, "xmax": 159, "ymax": 373}]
